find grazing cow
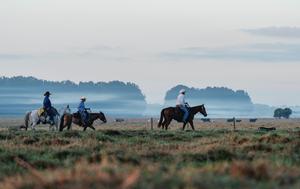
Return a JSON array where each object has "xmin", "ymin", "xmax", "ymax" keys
[
  {"xmin": 249, "ymin": 118, "xmax": 258, "ymax": 123},
  {"xmin": 258, "ymin": 127, "xmax": 276, "ymax": 132},
  {"xmin": 227, "ymin": 118, "xmax": 234, "ymax": 122},
  {"xmin": 115, "ymin": 118, "xmax": 125, "ymax": 122},
  {"xmin": 201, "ymin": 118, "xmax": 211, "ymax": 122}
]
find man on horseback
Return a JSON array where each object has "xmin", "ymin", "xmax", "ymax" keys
[
  {"xmin": 78, "ymin": 96, "xmax": 90, "ymax": 126},
  {"xmin": 43, "ymin": 91, "xmax": 55, "ymax": 125},
  {"xmin": 176, "ymin": 89, "xmax": 189, "ymax": 124}
]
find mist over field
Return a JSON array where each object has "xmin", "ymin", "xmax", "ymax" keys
[{"xmin": 0, "ymin": 76, "xmax": 298, "ymax": 118}]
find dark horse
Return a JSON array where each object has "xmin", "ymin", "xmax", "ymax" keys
[
  {"xmin": 59, "ymin": 112, "xmax": 107, "ymax": 131},
  {"xmin": 158, "ymin": 105, "xmax": 207, "ymax": 130}
]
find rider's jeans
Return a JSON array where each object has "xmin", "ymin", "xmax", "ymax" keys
[
  {"xmin": 179, "ymin": 105, "xmax": 189, "ymax": 122},
  {"xmin": 80, "ymin": 111, "xmax": 88, "ymax": 125},
  {"xmin": 46, "ymin": 108, "xmax": 54, "ymax": 122}
]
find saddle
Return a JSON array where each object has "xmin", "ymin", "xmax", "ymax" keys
[
  {"xmin": 38, "ymin": 108, "xmax": 46, "ymax": 117},
  {"xmin": 175, "ymin": 106, "xmax": 190, "ymax": 113},
  {"xmin": 73, "ymin": 111, "xmax": 90, "ymax": 126},
  {"xmin": 73, "ymin": 112, "xmax": 81, "ymax": 119},
  {"xmin": 73, "ymin": 111, "xmax": 90, "ymax": 119},
  {"xmin": 175, "ymin": 106, "xmax": 190, "ymax": 122}
]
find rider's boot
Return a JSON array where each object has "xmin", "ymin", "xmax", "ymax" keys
[
  {"xmin": 49, "ymin": 120, "xmax": 54, "ymax": 125},
  {"xmin": 42, "ymin": 118, "xmax": 47, "ymax": 124}
]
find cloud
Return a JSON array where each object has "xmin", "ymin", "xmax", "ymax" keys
[
  {"xmin": 160, "ymin": 43, "xmax": 300, "ymax": 62},
  {"xmin": 0, "ymin": 53, "xmax": 33, "ymax": 60},
  {"xmin": 242, "ymin": 26, "xmax": 300, "ymax": 38},
  {"xmin": 0, "ymin": 45, "xmax": 130, "ymax": 62}
]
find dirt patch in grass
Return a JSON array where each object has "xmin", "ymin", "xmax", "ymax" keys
[
  {"xmin": 62, "ymin": 130, "xmax": 81, "ymax": 138},
  {"xmin": 242, "ymin": 144, "xmax": 273, "ymax": 152},
  {"xmin": 259, "ymin": 133, "xmax": 291, "ymax": 144},
  {"xmin": 23, "ymin": 136, "xmax": 39, "ymax": 145},
  {"xmin": 230, "ymin": 161, "xmax": 270, "ymax": 181},
  {"xmin": 41, "ymin": 139, "xmax": 71, "ymax": 146}
]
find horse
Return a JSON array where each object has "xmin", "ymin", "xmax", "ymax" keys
[
  {"xmin": 20, "ymin": 107, "xmax": 60, "ymax": 131},
  {"xmin": 59, "ymin": 112, "xmax": 107, "ymax": 131},
  {"xmin": 158, "ymin": 104, "xmax": 207, "ymax": 131}
]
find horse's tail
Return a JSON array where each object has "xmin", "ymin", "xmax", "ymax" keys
[
  {"xmin": 23, "ymin": 111, "xmax": 31, "ymax": 130},
  {"xmin": 59, "ymin": 114, "xmax": 65, "ymax": 131},
  {"xmin": 157, "ymin": 109, "xmax": 165, "ymax": 128}
]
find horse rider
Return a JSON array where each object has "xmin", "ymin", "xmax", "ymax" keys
[
  {"xmin": 43, "ymin": 91, "xmax": 54, "ymax": 125},
  {"xmin": 176, "ymin": 89, "xmax": 189, "ymax": 124},
  {"xmin": 78, "ymin": 97, "xmax": 90, "ymax": 126}
]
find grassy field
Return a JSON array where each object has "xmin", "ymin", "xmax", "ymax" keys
[{"xmin": 0, "ymin": 118, "xmax": 299, "ymax": 189}]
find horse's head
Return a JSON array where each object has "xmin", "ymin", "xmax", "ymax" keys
[
  {"xmin": 98, "ymin": 111, "xmax": 107, "ymax": 123},
  {"xmin": 200, "ymin": 104, "xmax": 207, "ymax": 117},
  {"xmin": 65, "ymin": 105, "xmax": 71, "ymax": 114}
]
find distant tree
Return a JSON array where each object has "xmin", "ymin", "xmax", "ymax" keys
[
  {"xmin": 273, "ymin": 108, "xmax": 292, "ymax": 119},
  {"xmin": 274, "ymin": 108, "xmax": 282, "ymax": 118},
  {"xmin": 282, "ymin": 108, "xmax": 292, "ymax": 119}
]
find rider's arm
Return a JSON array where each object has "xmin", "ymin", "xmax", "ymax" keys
[
  {"xmin": 78, "ymin": 102, "xmax": 85, "ymax": 111},
  {"xmin": 43, "ymin": 97, "xmax": 50, "ymax": 109}
]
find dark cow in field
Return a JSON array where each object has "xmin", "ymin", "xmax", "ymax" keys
[
  {"xmin": 258, "ymin": 127, "xmax": 276, "ymax": 132},
  {"xmin": 201, "ymin": 118, "xmax": 211, "ymax": 122}
]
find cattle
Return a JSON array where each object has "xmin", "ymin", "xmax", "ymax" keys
[
  {"xmin": 201, "ymin": 118, "xmax": 211, "ymax": 122},
  {"xmin": 115, "ymin": 118, "xmax": 125, "ymax": 122},
  {"xmin": 258, "ymin": 127, "xmax": 276, "ymax": 132}
]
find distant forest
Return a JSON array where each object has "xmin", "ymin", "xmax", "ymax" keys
[
  {"xmin": 0, "ymin": 76, "xmax": 146, "ymax": 116},
  {"xmin": 164, "ymin": 85, "xmax": 254, "ymax": 117},
  {"xmin": 165, "ymin": 85, "xmax": 252, "ymax": 104},
  {"xmin": 0, "ymin": 76, "xmax": 261, "ymax": 117},
  {"xmin": 0, "ymin": 76, "xmax": 145, "ymax": 99}
]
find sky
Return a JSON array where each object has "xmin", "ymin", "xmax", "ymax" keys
[{"xmin": 0, "ymin": 0, "xmax": 300, "ymax": 105}]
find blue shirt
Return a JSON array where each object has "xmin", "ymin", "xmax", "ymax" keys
[
  {"xmin": 43, "ymin": 96, "xmax": 52, "ymax": 109},
  {"xmin": 78, "ymin": 101, "xmax": 85, "ymax": 112}
]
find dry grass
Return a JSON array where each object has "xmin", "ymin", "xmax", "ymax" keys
[{"xmin": 0, "ymin": 118, "xmax": 299, "ymax": 188}]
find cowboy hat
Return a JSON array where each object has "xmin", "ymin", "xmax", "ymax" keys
[
  {"xmin": 44, "ymin": 91, "xmax": 51, "ymax": 96},
  {"xmin": 179, "ymin": 89, "xmax": 186, "ymax": 94}
]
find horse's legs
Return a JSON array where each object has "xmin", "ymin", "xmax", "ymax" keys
[
  {"xmin": 55, "ymin": 120, "xmax": 59, "ymax": 131},
  {"xmin": 56, "ymin": 116, "xmax": 60, "ymax": 131},
  {"xmin": 161, "ymin": 119, "xmax": 166, "ymax": 130},
  {"xmin": 59, "ymin": 122, "xmax": 64, "ymax": 131},
  {"xmin": 182, "ymin": 122, "xmax": 188, "ymax": 131},
  {"xmin": 31, "ymin": 122, "xmax": 36, "ymax": 131},
  {"xmin": 67, "ymin": 123, "xmax": 71, "ymax": 130},
  {"xmin": 89, "ymin": 125, "xmax": 96, "ymax": 130},
  {"xmin": 189, "ymin": 120, "xmax": 195, "ymax": 131},
  {"xmin": 83, "ymin": 125, "xmax": 88, "ymax": 131},
  {"xmin": 164, "ymin": 119, "xmax": 171, "ymax": 130},
  {"xmin": 49, "ymin": 123, "xmax": 55, "ymax": 131}
]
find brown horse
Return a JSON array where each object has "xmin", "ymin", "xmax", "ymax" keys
[
  {"xmin": 158, "ymin": 104, "xmax": 207, "ymax": 130},
  {"xmin": 59, "ymin": 112, "xmax": 107, "ymax": 131}
]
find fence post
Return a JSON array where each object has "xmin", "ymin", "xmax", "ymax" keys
[
  {"xmin": 233, "ymin": 117, "xmax": 236, "ymax": 131},
  {"xmin": 150, "ymin": 118, "xmax": 153, "ymax": 130}
]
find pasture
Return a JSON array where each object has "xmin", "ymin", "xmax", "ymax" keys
[{"xmin": 0, "ymin": 118, "xmax": 300, "ymax": 189}]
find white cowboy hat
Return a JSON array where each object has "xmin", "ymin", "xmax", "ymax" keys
[
  {"xmin": 179, "ymin": 89, "xmax": 186, "ymax": 94},
  {"xmin": 80, "ymin": 96, "xmax": 86, "ymax": 100}
]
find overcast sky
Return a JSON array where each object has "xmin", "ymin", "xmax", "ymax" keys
[{"xmin": 0, "ymin": 0, "xmax": 300, "ymax": 105}]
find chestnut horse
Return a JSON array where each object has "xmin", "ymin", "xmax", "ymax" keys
[
  {"xmin": 59, "ymin": 112, "xmax": 107, "ymax": 131},
  {"xmin": 158, "ymin": 104, "xmax": 207, "ymax": 130}
]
